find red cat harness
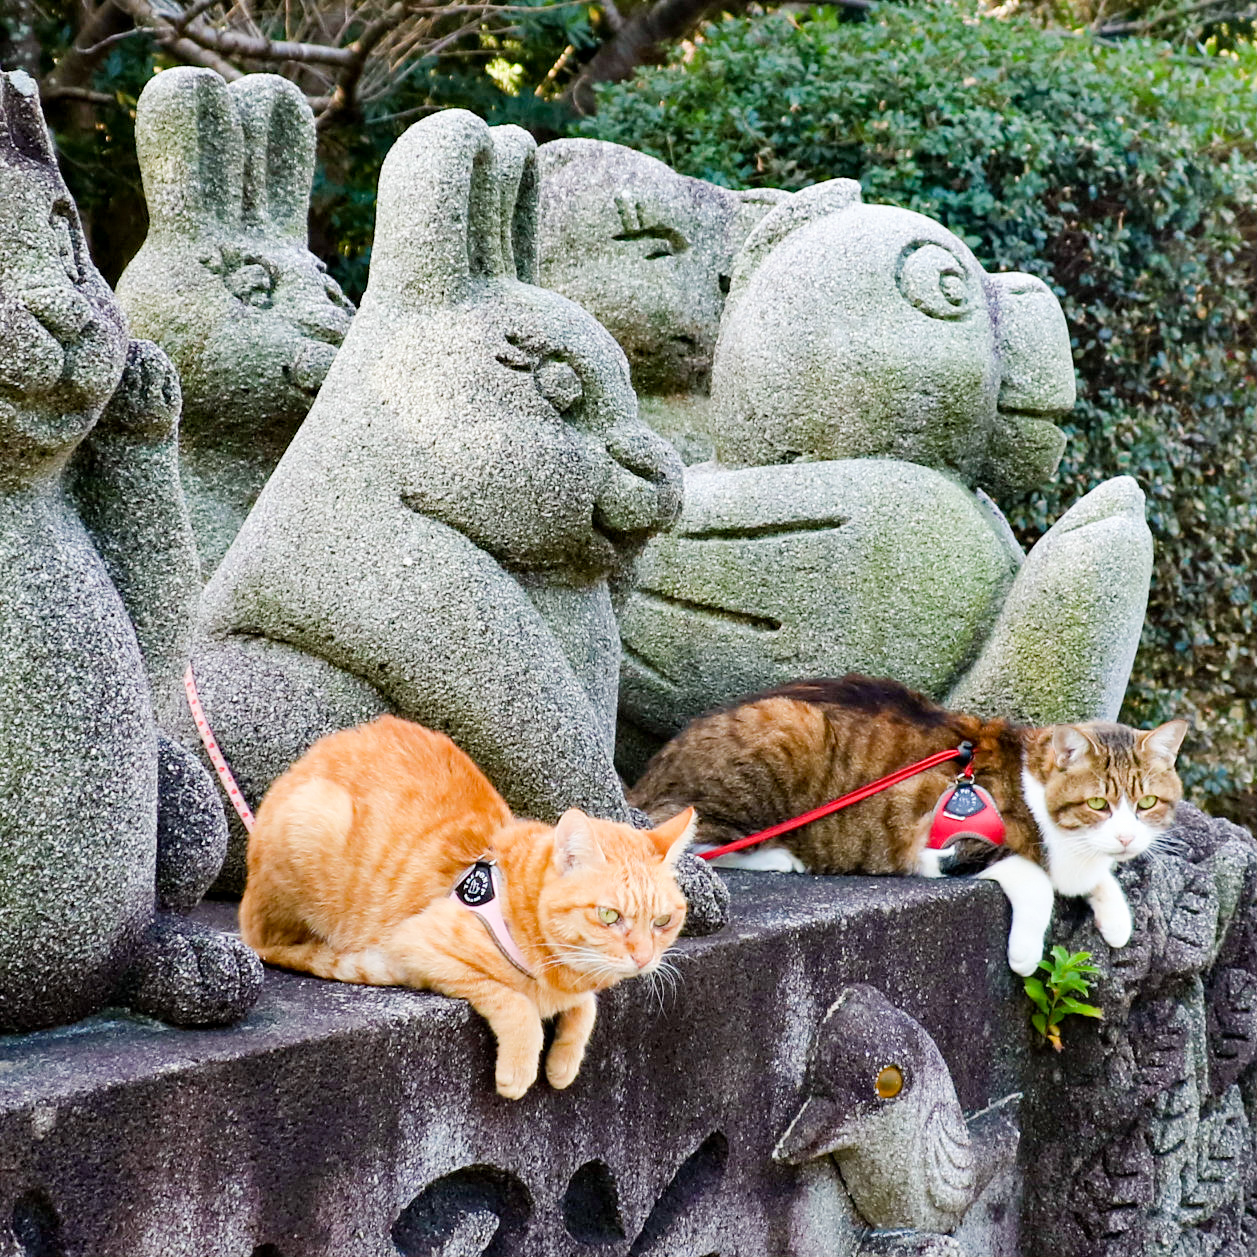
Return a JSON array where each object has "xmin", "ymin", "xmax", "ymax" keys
[
  {"xmin": 452, "ymin": 860, "xmax": 535, "ymax": 979},
  {"xmin": 697, "ymin": 740, "xmax": 1006, "ymax": 861}
]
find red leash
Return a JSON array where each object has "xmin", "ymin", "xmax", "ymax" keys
[{"xmin": 697, "ymin": 742, "xmax": 975, "ymax": 861}]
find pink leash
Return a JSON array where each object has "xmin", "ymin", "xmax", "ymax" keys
[{"xmin": 184, "ymin": 664, "xmax": 255, "ymax": 834}]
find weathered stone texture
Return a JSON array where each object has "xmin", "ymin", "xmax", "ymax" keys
[
  {"xmin": 1023, "ymin": 804, "xmax": 1257, "ymax": 1257},
  {"xmin": 116, "ymin": 67, "xmax": 354, "ymax": 573},
  {"xmin": 0, "ymin": 70, "xmax": 258, "ymax": 1032},
  {"xmin": 616, "ymin": 177, "xmax": 1151, "ymax": 769},
  {"xmin": 182, "ymin": 110, "xmax": 687, "ymax": 897},
  {"xmin": 537, "ymin": 137, "xmax": 786, "ymax": 460},
  {"xmin": 0, "ymin": 876, "xmax": 1028, "ymax": 1257}
]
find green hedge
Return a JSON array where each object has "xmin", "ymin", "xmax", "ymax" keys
[{"xmin": 581, "ymin": 2, "xmax": 1257, "ymax": 822}]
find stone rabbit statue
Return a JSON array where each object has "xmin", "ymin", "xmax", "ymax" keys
[
  {"xmin": 537, "ymin": 138, "xmax": 788, "ymax": 462},
  {"xmin": 186, "ymin": 109, "xmax": 686, "ymax": 893},
  {"xmin": 116, "ymin": 67, "xmax": 355, "ymax": 573},
  {"xmin": 0, "ymin": 70, "xmax": 261, "ymax": 1031},
  {"xmin": 616, "ymin": 180, "xmax": 1152, "ymax": 774}
]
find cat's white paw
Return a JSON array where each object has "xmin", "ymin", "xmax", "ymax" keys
[
  {"xmin": 706, "ymin": 844, "xmax": 806, "ymax": 873},
  {"xmin": 1088, "ymin": 873, "xmax": 1133, "ymax": 948},
  {"xmin": 1007, "ymin": 933, "xmax": 1045, "ymax": 977},
  {"xmin": 916, "ymin": 848, "xmax": 944, "ymax": 878},
  {"xmin": 1092, "ymin": 894, "xmax": 1133, "ymax": 948}
]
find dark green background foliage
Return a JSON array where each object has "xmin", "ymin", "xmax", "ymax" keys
[{"xmin": 584, "ymin": 4, "xmax": 1257, "ymax": 821}]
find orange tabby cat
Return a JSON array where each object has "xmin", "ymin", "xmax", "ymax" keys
[{"xmin": 240, "ymin": 715, "xmax": 694, "ymax": 1099}]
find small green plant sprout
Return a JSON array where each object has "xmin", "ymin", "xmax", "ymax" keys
[{"xmin": 1023, "ymin": 946, "xmax": 1104, "ymax": 1052}]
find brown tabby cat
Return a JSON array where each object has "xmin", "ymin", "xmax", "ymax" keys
[
  {"xmin": 629, "ymin": 675, "xmax": 1188, "ymax": 976},
  {"xmin": 240, "ymin": 715, "xmax": 695, "ymax": 1099}
]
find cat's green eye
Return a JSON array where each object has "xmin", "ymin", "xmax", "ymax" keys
[
  {"xmin": 1086, "ymin": 797, "xmax": 1108, "ymax": 811},
  {"xmin": 597, "ymin": 906, "xmax": 620, "ymax": 925},
  {"xmin": 653, "ymin": 914, "xmax": 673, "ymax": 929},
  {"xmin": 1137, "ymin": 795, "xmax": 1159, "ymax": 810}
]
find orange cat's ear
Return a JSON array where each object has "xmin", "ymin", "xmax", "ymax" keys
[
  {"xmin": 1141, "ymin": 719, "xmax": 1189, "ymax": 762},
  {"xmin": 650, "ymin": 807, "xmax": 697, "ymax": 868},
  {"xmin": 1049, "ymin": 726, "xmax": 1092, "ymax": 769},
  {"xmin": 552, "ymin": 808, "xmax": 608, "ymax": 874}
]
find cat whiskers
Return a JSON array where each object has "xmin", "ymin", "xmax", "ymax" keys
[
  {"xmin": 543, "ymin": 944, "xmax": 635, "ymax": 982},
  {"xmin": 644, "ymin": 953, "xmax": 681, "ymax": 1012}
]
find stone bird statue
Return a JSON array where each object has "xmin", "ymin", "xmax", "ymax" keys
[{"xmin": 774, "ymin": 985, "xmax": 1018, "ymax": 1236}]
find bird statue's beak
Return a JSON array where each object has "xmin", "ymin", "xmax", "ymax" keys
[{"xmin": 772, "ymin": 1097, "xmax": 860, "ymax": 1164}]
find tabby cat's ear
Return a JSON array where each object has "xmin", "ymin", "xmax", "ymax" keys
[
  {"xmin": 650, "ymin": 807, "xmax": 697, "ymax": 868},
  {"xmin": 553, "ymin": 809, "xmax": 607, "ymax": 874},
  {"xmin": 1140, "ymin": 719, "xmax": 1189, "ymax": 762},
  {"xmin": 1049, "ymin": 726, "xmax": 1093, "ymax": 769}
]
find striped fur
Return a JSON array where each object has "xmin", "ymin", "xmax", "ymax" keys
[
  {"xmin": 240, "ymin": 715, "xmax": 694, "ymax": 1099},
  {"xmin": 629, "ymin": 675, "xmax": 1187, "ymax": 972}
]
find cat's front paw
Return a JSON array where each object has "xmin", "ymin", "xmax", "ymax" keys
[
  {"xmin": 495, "ymin": 1053, "xmax": 540, "ymax": 1100},
  {"xmin": 1007, "ymin": 936, "xmax": 1045, "ymax": 978},
  {"xmin": 1088, "ymin": 873, "xmax": 1133, "ymax": 949},
  {"xmin": 545, "ymin": 1041, "xmax": 585, "ymax": 1090},
  {"xmin": 1092, "ymin": 894, "xmax": 1133, "ymax": 948}
]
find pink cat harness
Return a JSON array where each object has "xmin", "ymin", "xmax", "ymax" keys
[{"xmin": 452, "ymin": 860, "xmax": 535, "ymax": 979}]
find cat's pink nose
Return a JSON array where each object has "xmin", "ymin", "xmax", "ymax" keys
[{"xmin": 1117, "ymin": 835, "xmax": 1134, "ymax": 849}]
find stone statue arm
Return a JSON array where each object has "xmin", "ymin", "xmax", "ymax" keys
[
  {"xmin": 946, "ymin": 475, "xmax": 1152, "ymax": 724},
  {"xmin": 206, "ymin": 502, "xmax": 634, "ymax": 824},
  {"xmin": 67, "ymin": 339, "xmax": 202, "ymax": 703}
]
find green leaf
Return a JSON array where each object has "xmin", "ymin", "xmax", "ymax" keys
[
  {"xmin": 1032, "ymin": 1011, "xmax": 1048, "ymax": 1037},
  {"xmin": 1023, "ymin": 977, "xmax": 1051, "ymax": 1013},
  {"xmin": 1059, "ymin": 997, "xmax": 1106, "ymax": 1019}
]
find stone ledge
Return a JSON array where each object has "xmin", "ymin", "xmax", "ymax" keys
[{"xmin": 0, "ymin": 875, "xmax": 1025, "ymax": 1257}]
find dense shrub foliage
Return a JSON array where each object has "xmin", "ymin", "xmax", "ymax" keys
[{"xmin": 583, "ymin": 3, "xmax": 1257, "ymax": 821}]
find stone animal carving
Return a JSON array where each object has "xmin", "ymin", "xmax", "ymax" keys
[
  {"xmin": 536, "ymin": 138, "xmax": 787, "ymax": 461},
  {"xmin": 184, "ymin": 109, "xmax": 686, "ymax": 894},
  {"xmin": 116, "ymin": 67, "xmax": 355, "ymax": 573},
  {"xmin": 1022, "ymin": 804, "xmax": 1257, "ymax": 1256},
  {"xmin": 774, "ymin": 985, "xmax": 1019, "ymax": 1236},
  {"xmin": 616, "ymin": 180, "xmax": 1152, "ymax": 774},
  {"xmin": 0, "ymin": 70, "xmax": 261, "ymax": 1031}
]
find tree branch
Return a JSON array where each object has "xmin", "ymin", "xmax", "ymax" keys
[
  {"xmin": 315, "ymin": 1, "xmax": 407, "ymax": 128},
  {"xmin": 568, "ymin": 0, "xmax": 731, "ymax": 113}
]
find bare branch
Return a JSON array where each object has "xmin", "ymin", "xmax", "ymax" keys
[
  {"xmin": 568, "ymin": 0, "xmax": 732, "ymax": 113},
  {"xmin": 170, "ymin": 0, "xmax": 226, "ymax": 31},
  {"xmin": 316, "ymin": 0, "xmax": 407, "ymax": 127},
  {"xmin": 75, "ymin": 26, "xmax": 150, "ymax": 57},
  {"xmin": 39, "ymin": 84, "xmax": 118, "ymax": 104}
]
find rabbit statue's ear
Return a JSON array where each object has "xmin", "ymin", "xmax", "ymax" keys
[
  {"xmin": 228, "ymin": 75, "xmax": 315, "ymax": 240},
  {"xmin": 135, "ymin": 67, "xmax": 243, "ymax": 238},
  {"xmin": 369, "ymin": 109, "xmax": 538, "ymax": 306},
  {"xmin": 0, "ymin": 70, "xmax": 59, "ymax": 170},
  {"xmin": 726, "ymin": 179, "xmax": 862, "ymax": 309},
  {"xmin": 490, "ymin": 125, "xmax": 539, "ymax": 284}
]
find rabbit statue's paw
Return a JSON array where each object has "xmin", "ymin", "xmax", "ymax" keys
[
  {"xmin": 98, "ymin": 339, "xmax": 183, "ymax": 440},
  {"xmin": 121, "ymin": 914, "xmax": 263, "ymax": 1028}
]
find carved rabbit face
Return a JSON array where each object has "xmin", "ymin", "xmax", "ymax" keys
[
  {"xmin": 116, "ymin": 69, "xmax": 353, "ymax": 447},
  {"xmin": 712, "ymin": 181, "xmax": 1075, "ymax": 494},
  {"xmin": 0, "ymin": 72, "xmax": 127, "ymax": 464},
  {"xmin": 537, "ymin": 139, "xmax": 786, "ymax": 397},
  {"xmin": 354, "ymin": 111, "xmax": 684, "ymax": 578}
]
